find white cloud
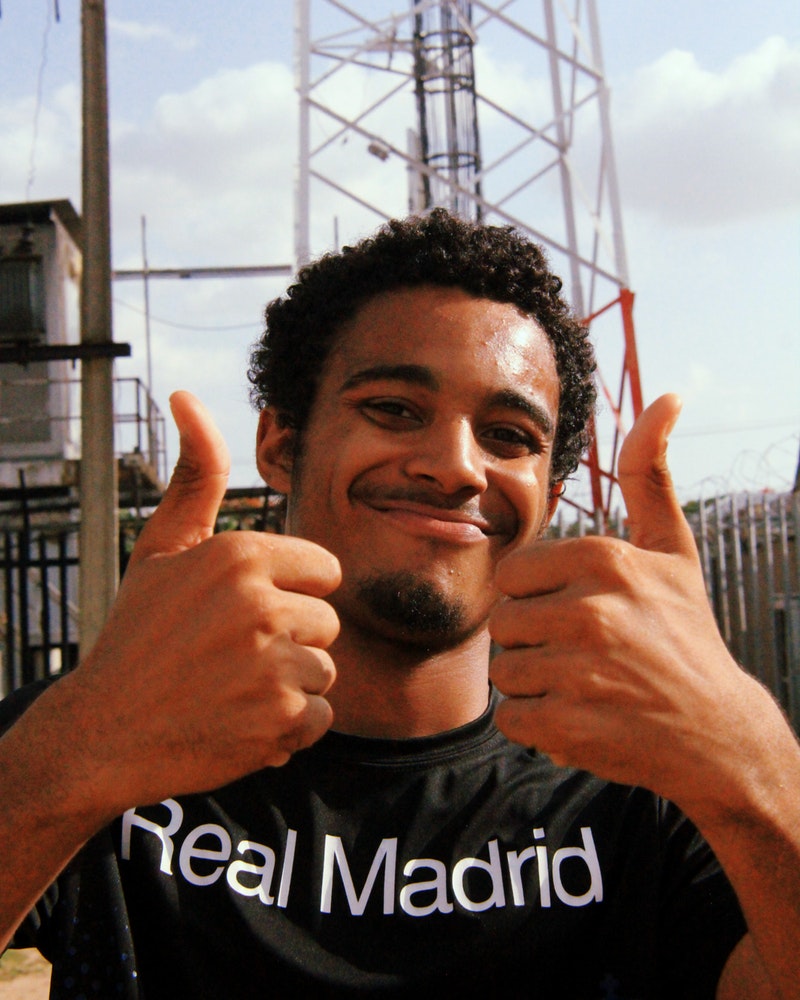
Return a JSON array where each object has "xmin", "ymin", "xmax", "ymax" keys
[
  {"xmin": 99, "ymin": 61, "xmax": 301, "ymax": 478},
  {"xmin": 0, "ymin": 83, "xmax": 81, "ymax": 205},
  {"xmin": 615, "ymin": 36, "xmax": 800, "ymax": 225},
  {"xmin": 108, "ymin": 18, "xmax": 198, "ymax": 52},
  {"xmin": 111, "ymin": 61, "xmax": 296, "ymax": 266}
]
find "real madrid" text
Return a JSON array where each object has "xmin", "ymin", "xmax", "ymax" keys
[{"xmin": 121, "ymin": 799, "xmax": 603, "ymax": 916}]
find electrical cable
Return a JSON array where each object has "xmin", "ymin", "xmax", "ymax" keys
[
  {"xmin": 25, "ymin": 0, "xmax": 54, "ymax": 202},
  {"xmin": 113, "ymin": 296, "xmax": 260, "ymax": 333}
]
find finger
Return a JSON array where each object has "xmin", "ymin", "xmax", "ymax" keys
[
  {"xmin": 264, "ymin": 536, "xmax": 342, "ymax": 599},
  {"xmin": 282, "ymin": 641, "xmax": 337, "ymax": 696},
  {"xmin": 489, "ymin": 594, "xmax": 551, "ymax": 649},
  {"xmin": 489, "ymin": 647, "xmax": 548, "ymax": 697},
  {"xmin": 493, "ymin": 695, "xmax": 553, "ymax": 752},
  {"xmin": 494, "ymin": 538, "xmax": 570, "ymax": 599},
  {"xmin": 617, "ymin": 393, "xmax": 695, "ymax": 555},
  {"xmin": 130, "ymin": 392, "xmax": 230, "ymax": 565},
  {"xmin": 267, "ymin": 591, "xmax": 340, "ymax": 649},
  {"xmin": 277, "ymin": 693, "xmax": 335, "ymax": 757},
  {"xmin": 304, "ymin": 648, "xmax": 336, "ymax": 697}
]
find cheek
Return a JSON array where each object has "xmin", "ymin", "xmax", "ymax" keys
[
  {"xmin": 289, "ymin": 448, "xmax": 377, "ymax": 542},
  {"xmin": 503, "ymin": 473, "xmax": 552, "ymax": 543}
]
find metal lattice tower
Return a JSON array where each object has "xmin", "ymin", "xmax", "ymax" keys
[
  {"xmin": 295, "ymin": 0, "xmax": 643, "ymax": 519},
  {"xmin": 411, "ymin": 0, "xmax": 482, "ymax": 218}
]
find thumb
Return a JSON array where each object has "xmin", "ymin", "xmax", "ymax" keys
[
  {"xmin": 129, "ymin": 391, "xmax": 230, "ymax": 565},
  {"xmin": 617, "ymin": 393, "xmax": 694, "ymax": 555}
]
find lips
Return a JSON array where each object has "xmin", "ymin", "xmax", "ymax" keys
[{"xmin": 377, "ymin": 499, "xmax": 492, "ymax": 533}]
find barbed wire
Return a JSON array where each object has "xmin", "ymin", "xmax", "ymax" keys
[{"xmin": 680, "ymin": 432, "xmax": 799, "ymax": 500}]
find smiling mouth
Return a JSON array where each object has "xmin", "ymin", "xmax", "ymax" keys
[
  {"xmin": 361, "ymin": 497, "xmax": 515, "ymax": 545},
  {"xmin": 378, "ymin": 507, "xmax": 491, "ymax": 543},
  {"xmin": 378, "ymin": 499, "xmax": 491, "ymax": 530},
  {"xmin": 349, "ymin": 482, "xmax": 516, "ymax": 542}
]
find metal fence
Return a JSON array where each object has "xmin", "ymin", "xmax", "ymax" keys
[
  {"xmin": 691, "ymin": 492, "xmax": 800, "ymax": 731},
  {"xmin": 0, "ymin": 523, "xmax": 79, "ymax": 696}
]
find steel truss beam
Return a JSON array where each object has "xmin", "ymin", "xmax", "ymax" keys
[{"xmin": 295, "ymin": 0, "xmax": 643, "ymax": 519}]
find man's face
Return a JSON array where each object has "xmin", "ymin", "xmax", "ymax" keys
[{"xmin": 258, "ymin": 285, "xmax": 560, "ymax": 649}]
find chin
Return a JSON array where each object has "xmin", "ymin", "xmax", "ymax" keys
[{"xmin": 350, "ymin": 571, "xmax": 478, "ymax": 651}]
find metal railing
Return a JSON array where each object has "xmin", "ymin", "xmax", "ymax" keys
[{"xmin": 0, "ymin": 374, "xmax": 167, "ymax": 487}]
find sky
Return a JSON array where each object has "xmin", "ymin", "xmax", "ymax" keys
[{"xmin": 0, "ymin": 0, "xmax": 798, "ymax": 511}]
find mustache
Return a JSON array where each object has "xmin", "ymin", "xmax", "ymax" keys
[
  {"xmin": 351, "ymin": 482, "xmax": 515, "ymax": 534},
  {"xmin": 352, "ymin": 482, "xmax": 482, "ymax": 512}
]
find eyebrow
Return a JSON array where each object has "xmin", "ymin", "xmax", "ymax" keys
[
  {"xmin": 340, "ymin": 364, "xmax": 440, "ymax": 393},
  {"xmin": 340, "ymin": 364, "xmax": 555, "ymax": 438},
  {"xmin": 489, "ymin": 388, "xmax": 556, "ymax": 438}
]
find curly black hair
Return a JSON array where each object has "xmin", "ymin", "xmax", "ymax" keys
[{"xmin": 248, "ymin": 208, "xmax": 596, "ymax": 484}]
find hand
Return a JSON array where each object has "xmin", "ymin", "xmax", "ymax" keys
[
  {"xmin": 489, "ymin": 394, "xmax": 773, "ymax": 812},
  {"xmin": 59, "ymin": 392, "xmax": 341, "ymax": 812}
]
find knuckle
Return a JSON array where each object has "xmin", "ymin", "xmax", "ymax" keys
[
  {"xmin": 265, "ymin": 685, "xmax": 310, "ymax": 738},
  {"xmin": 575, "ymin": 594, "xmax": 618, "ymax": 643},
  {"xmin": 581, "ymin": 533, "xmax": 627, "ymax": 566},
  {"xmin": 259, "ymin": 633, "xmax": 299, "ymax": 678},
  {"xmin": 276, "ymin": 697, "xmax": 333, "ymax": 756},
  {"xmin": 494, "ymin": 698, "xmax": 540, "ymax": 749},
  {"xmin": 322, "ymin": 602, "xmax": 341, "ymax": 639},
  {"xmin": 317, "ymin": 652, "xmax": 337, "ymax": 691},
  {"xmin": 257, "ymin": 594, "xmax": 294, "ymax": 636},
  {"xmin": 578, "ymin": 536, "xmax": 644, "ymax": 596}
]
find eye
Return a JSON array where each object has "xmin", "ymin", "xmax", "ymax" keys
[
  {"xmin": 482, "ymin": 425, "xmax": 542, "ymax": 458},
  {"xmin": 359, "ymin": 398, "xmax": 421, "ymax": 429}
]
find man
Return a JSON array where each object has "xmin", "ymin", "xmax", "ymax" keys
[{"xmin": 0, "ymin": 210, "xmax": 798, "ymax": 998}]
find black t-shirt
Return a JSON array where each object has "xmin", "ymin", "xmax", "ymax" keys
[{"xmin": 2, "ymin": 681, "xmax": 745, "ymax": 999}]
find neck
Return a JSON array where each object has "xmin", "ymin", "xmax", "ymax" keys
[{"xmin": 326, "ymin": 624, "xmax": 492, "ymax": 739}]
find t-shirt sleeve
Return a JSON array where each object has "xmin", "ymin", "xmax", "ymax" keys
[
  {"xmin": 0, "ymin": 678, "xmax": 54, "ymax": 734},
  {"xmin": 656, "ymin": 798, "xmax": 747, "ymax": 998}
]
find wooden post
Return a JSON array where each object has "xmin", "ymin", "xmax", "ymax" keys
[{"xmin": 79, "ymin": 0, "xmax": 118, "ymax": 656}]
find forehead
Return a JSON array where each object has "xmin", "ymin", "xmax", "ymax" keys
[{"xmin": 325, "ymin": 285, "xmax": 559, "ymax": 398}]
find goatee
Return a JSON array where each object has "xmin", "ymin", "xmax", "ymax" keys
[{"xmin": 356, "ymin": 572, "xmax": 468, "ymax": 648}]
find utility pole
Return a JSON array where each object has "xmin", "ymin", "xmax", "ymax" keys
[{"xmin": 79, "ymin": 0, "xmax": 118, "ymax": 654}]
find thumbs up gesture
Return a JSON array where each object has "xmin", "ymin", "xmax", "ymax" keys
[
  {"xmin": 489, "ymin": 394, "xmax": 775, "ymax": 813},
  {"xmin": 62, "ymin": 392, "xmax": 341, "ymax": 813}
]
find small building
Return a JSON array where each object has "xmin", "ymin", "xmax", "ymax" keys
[
  {"xmin": 0, "ymin": 199, "xmax": 167, "ymax": 695},
  {"xmin": 0, "ymin": 199, "xmax": 83, "ymax": 490}
]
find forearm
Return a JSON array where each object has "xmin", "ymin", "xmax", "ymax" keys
[
  {"xmin": 685, "ymin": 686, "xmax": 800, "ymax": 1000},
  {"xmin": 0, "ymin": 676, "xmax": 117, "ymax": 951}
]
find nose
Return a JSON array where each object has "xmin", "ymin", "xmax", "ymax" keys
[{"xmin": 403, "ymin": 418, "xmax": 488, "ymax": 495}]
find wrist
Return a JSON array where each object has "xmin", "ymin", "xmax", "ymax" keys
[
  {"xmin": 678, "ymin": 679, "xmax": 800, "ymax": 842},
  {"xmin": 3, "ymin": 669, "xmax": 127, "ymax": 834}
]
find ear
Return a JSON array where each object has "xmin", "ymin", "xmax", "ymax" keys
[
  {"xmin": 540, "ymin": 481, "xmax": 564, "ymax": 534},
  {"xmin": 255, "ymin": 407, "xmax": 296, "ymax": 493}
]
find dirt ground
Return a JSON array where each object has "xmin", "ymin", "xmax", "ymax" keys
[{"xmin": 0, "ymin": 950, "xmax": 51, "ymax": 999}]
